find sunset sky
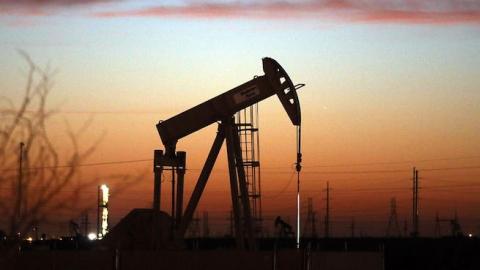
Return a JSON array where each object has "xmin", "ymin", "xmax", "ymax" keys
[{"xmin": 1, "ymin": 0, "xmax": 480, "ymax": 237}]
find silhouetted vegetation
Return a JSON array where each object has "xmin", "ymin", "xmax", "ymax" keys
[{"xmin": 0, "ymin": 51, "xmax": 101, "ymax": 240}]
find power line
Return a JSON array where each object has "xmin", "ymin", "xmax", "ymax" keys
[
  {"xmin": 294, "ymin": 169, "xmax": 411, "ymax": 175},
  {"xmin": 263, "ymin": 172, "xmax": 296, "ymax": 199},
  {"xmin": 0, "ymin": 158, "xmax": 153, "ymax": 172},
  {"xmin": 301, "ymin": 156, "xmax": 480, "ymax": 168},
  {"xmin": 0, "ymin": 109, "xmax": 165, "ymax": 115},
  {"xmin": 421, "ymin": 165, "xmax": 480, "ymax": 172},
  {"xmin": 334, "ymin": 186, "xmax": 410, "ymax": 193},
  {"xmin": 1, "ymin": 158, "xmax": 479, "ymax": 174},
  {"xmin": 422, "ymin": 183, "xmax": 480, "ymax": 189},
  {"xmin": 2, "ymin": 177, "xmax": 478, "ymax": 195},
  {"xmin": 270, "ymin": 166, "xmax": 480, "ymax": 175}
]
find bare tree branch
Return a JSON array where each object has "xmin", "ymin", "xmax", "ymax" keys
[{"xmin": 0, "ymin": 52, "xmax": 103, "ymax": 241}]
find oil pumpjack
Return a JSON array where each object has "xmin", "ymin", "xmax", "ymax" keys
[{"xmin": 106, "ymin": 58, "xmax": 303, "ymax": 250}]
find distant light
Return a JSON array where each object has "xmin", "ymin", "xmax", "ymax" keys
[
  {"xmin": 100, "ymin": 184, "xmax": 109, "ymax": 204},
  {"xmin": 88, "ymin": 233, "xmax": 97, "ymax": 241},
  {"xmin": 468, "ymin": 233, "xmax": 473, "ymax": 238},
  {"xmin": 26, "ymin": 237, "xmax": 33, "ymax": 242}
]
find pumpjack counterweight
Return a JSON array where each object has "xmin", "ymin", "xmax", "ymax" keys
[{"xmin": 153, "ymin": 57, "xmax": 303, "ymax": 250}]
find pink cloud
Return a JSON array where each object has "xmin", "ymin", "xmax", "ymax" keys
[
  {"xmin": 357, "ymin": 10, "xmax": 480, "ymax": 24},
  {"xmin": 2, "ymin": 0, "xmax": 480, "ymax": 25},
  {"xmin": 93, "ymin": 0, "xmax": 480, "ymax": 25},
  {"xmin": 0, "ymin": 0, "xmax": 112, "ymax": 5},
  {"xmin": 0, "ymin": 0, "xmax": 114, "ymax": 16},
  {"xmin": 94, "ymin": 2, "xmax": 335, "ymax": 20}
]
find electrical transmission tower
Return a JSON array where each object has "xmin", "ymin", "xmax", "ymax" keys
[
  {"xmin": 411, "ymin": 167, "xmax": 419, "ymax": 237},
  {"xmin": 435, "ymin": 211, "xmax": 463, "ymax": 237},
  {"xmin": 303, "ymin": 197, "xmax": 317, "ymax": 238},
  {"xmin": 324, "ymin": 181, "xmax": 331, "ymax": 238},
  {"xmin": 386, "ymin": 197, "xmax": 401, "ymax": 237},
  {"xmin": 235, "ymin": 103, "xmax": 262, "ymax": 236}
]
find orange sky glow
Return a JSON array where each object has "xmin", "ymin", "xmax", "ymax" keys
[{"xmin": 1, "ymin": 0, "xmax": 479, "ymax": 237}]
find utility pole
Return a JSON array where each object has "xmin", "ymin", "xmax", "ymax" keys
[
  {"xmin": 452, "ymin": 210, "xmax": 460, "ymax": 237},
  {"xmin": 350, "ymin": 218, "xmax": 355, "ymax": 238},
  {"xmin": 23, "ymin": 144, "xmax": 29, "ymax": 217},
  {"xmin": 412, "ymin": 167, "xmax": 419, "ymax": 237},
  {"xmin": 386, "ymin": 197, "xmax": 401, "ymax": 237},
  {"xmin": 153, "ymin": 150, "xmax": 163, "ymax": 212},
  {"xmin": 32, "ymin": 222, "xmax": 39, "ymax": 240},
  {"xmin": 18, "ymin": 142, "xmax": 24, "ymax": 217},
  {"xmin": 324, "ymin": 181, "xmax": 331, "ymax": 238},
  {"xmin": 304, "ymin": 197, "xmax": 317, "ymax": 238},
  {"xmin": 82, "ymin": 212, "xmax": 89, "ymax": 236},
  {"xmin": 434, "ymin": 212, "xmax": 440, "ymax": 237},
  {"xmin": 203, "ymin": 211, "xmax": 210, "ymax": 237},
  {"xmin": 12, "ymin": 142, "xmax": 25, "ymax": 235},
  {"xmin": 311, "ymin": 198, "xmax": 317, "ymax": 238},
  {"xmin": 415, "ymin": 169, "xmax": 419, "ymax": 236}
]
